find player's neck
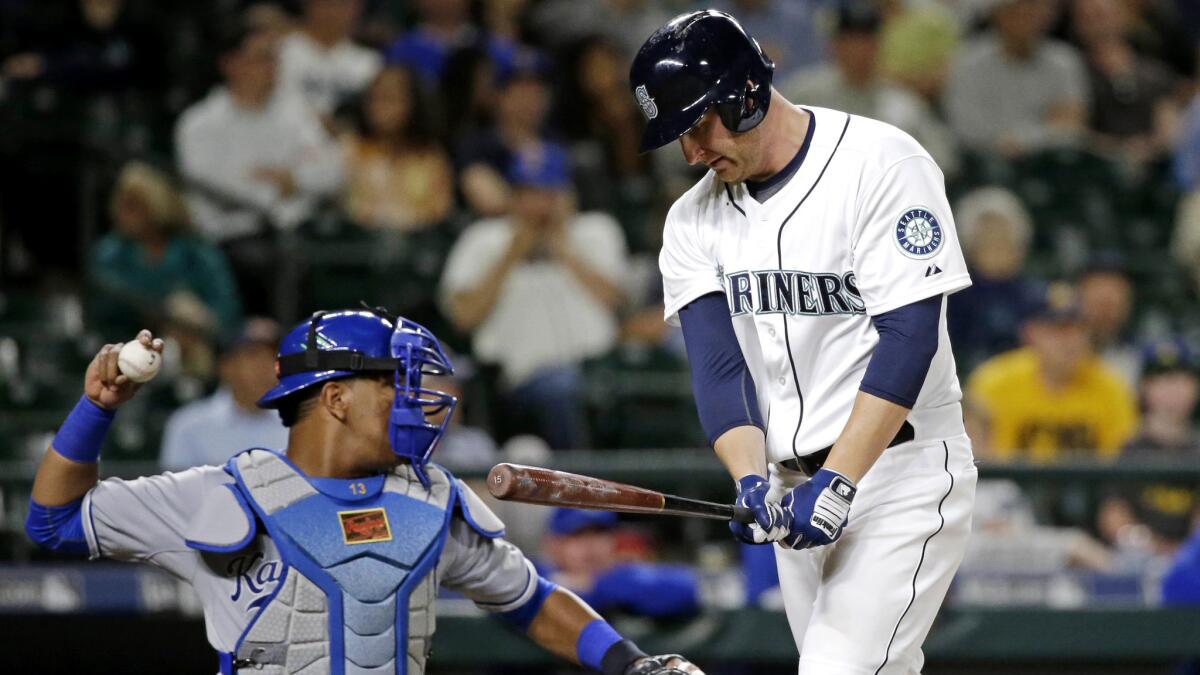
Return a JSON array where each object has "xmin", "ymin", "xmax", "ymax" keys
[
  {"xmin": 747, "ymin": 92, "xmax": 811, "ymax": 183},
  {"xmin": 285, "ymin": 425, "xmax": 386, "ymax": 479}
]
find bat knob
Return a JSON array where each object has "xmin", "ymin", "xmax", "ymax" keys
[{"xmin": 486, "ymin": 463, "xmax": 517, "ymax": 499}]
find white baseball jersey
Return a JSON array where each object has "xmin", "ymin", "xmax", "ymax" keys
[
  {"xmin": 80, "ymin": 465, "xmax": 538, "ymax": 655},
  {"xmin": 660, "ymin": 106, "xmax": 971, "ymax": 464}
]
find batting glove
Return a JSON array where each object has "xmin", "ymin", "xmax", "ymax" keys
[
  {"xmin": 730, "ymin": 475, "xmax": 790, "ymax": 545},
  {"xmin": 778, "ymin": 468, "xmax": 857, "ymax": 550}
]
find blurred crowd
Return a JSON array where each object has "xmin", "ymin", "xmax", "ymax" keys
[{"xmin": 4, "ymin": 0, "xmax": 1200, "ymax": 611}]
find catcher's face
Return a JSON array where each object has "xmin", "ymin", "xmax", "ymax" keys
[{"xmin": 341, "ymin": 374, "xmax": 399, "ymax": 469}]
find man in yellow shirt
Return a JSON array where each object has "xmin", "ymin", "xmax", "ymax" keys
[{"xmin": 966, "ymin": 283, "xmax": 1138, "ymax": 462}]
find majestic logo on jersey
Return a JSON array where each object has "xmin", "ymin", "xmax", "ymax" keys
[
  {"xmin": 724, "ymin": 270, "xmax": 865, "ymax": 317},
  {"xmin": 635, "ymin": 85, "xmax": 658, "ymax": 120},
  {"xmin": 894, "ymin": 208, "xmax": 943, "ymax": 259}
]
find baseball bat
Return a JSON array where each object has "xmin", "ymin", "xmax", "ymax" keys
[{"xmin": 487, "ymin": 463, "xmax": 755, "ymax": 524}]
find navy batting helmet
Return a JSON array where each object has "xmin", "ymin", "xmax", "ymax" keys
[{"xmin": 628, "ymin": 10, "xmax": 774, "ymax": 152}]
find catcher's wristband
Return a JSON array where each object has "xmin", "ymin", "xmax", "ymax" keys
[
  {"xmin": 576, "ymin": 619, "xmax": 647, "ymax": 675},
  {"xmin": 601, "ymin": 639, "xmax": 648, "ymax": 675},
  {"xmin": 52, "ymin": 396, "xmax": 115, "ymax": 464}
]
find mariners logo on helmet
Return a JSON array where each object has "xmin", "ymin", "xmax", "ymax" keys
[{"xmin": 635, "ymin": 85, "xmax": 658, "ymax": 120}]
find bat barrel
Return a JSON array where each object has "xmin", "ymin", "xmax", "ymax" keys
[{"xmin": 487, "ymin": 462, "xmax": 755, "ymax": 524}]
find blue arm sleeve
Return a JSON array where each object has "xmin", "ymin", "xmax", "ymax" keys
[
  {"xmin": 678, "ymin": 292, "xmax": 765, "ymax": 446},
  {"xmin": 25, "ymin": 497, "xmax": 90, "ymax": 556},
  {"xmin": 584, "ymin": 563, "xmax": 700, "ymax": 619},
  {"xmin": 859, "ymin": 295, "xmax": 943, "ymax": 409},
  {"xmin": 496, "ymin": 575, "xmax": 557, "ymax": 632}
]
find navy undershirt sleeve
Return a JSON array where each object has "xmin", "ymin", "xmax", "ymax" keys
[
  {"xmin": 678, "ymin": 292, "xmax": 765, "ymax": 446},
  {"xmin": 860, "ymin": 295, "xmax": 943, "ymax": 408}
]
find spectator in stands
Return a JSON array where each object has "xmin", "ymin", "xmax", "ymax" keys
[
  {"xmin": 340, "ymin": 65, "xmax": 453, "ymax": 232},
  {"xmin": 966, "ymin": 282, "xmax": 1138, "ymax": 461},
  {"xmin": 948, "ymin": 187, "xmax": 1041, "ymax": 373},
  {"xmin": 1097, "ymin": 338, "xmax": 1200, "ymax": 556},
  {"xmin": 1076, "ymin": 255, "xmax": 1139, "ymax": 385},
  {"xmin": 0, "ymin": 0, "xmax": 166, "ymax": 275},
  {"xmin": 0, "ymin": 0, "xmax": 163, "ymax": 96},
  {"xmin": 440, "ymin": 46, "xmax": 500, "ymax": 141},
  {"xmin": 878, "ymin": 2, "xmax": 962, "ymax": 102},
  {"xmin": 160, "ymin": 318, "xmax": 288, "ymax": 470},
  {"xmin": 783, "ymin": 3, "xmax": 959, "ymax": 177},
  {"xmin": 1069, "ymin": 0, "xmax": 1181, "ymax": 164},
  {"xmin": 175, "ymin": 18, "xmax": 342, "ymax": 313},
  {"xmin": 703, "ymin": 0, "xmax": 833, "ymax": 81},
  {"xmin": 385, "ymin": 0, "xmax": 516, "ymax": 84},
  {"xmin": 440, "ymin": 143, "xmax": 628, "ymax": 449},
  {"xmin": 557, "ymin": 35, "xmax": 651, "ymax": 216},
  {"xmin": 945, "ymin": 0, "xmax": 1089, "ymax": 157},
  {"xmin": 88, "ymin": 161, "xmax": 241, "ymax": 348},
  {"xmin": 539, "ymin": 508, "xmax": 699, "ymax": 619},
  {"xmin": 527, "ymin": 0, "xmax": 671, "ymax": 59},
  {"xmin": 456, "ymin": 65, "xmax": 551, "ymax": 217},
  {"xmin": 277, "ymin": 0, "xmax": 381, "ymax": 118},
  {"xmin": 1175, "ymin": 94, "xmax": 1200, "ymax": 190}
]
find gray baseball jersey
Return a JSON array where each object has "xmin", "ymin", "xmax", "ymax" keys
[{"xmin": 80, "ymin": 465, "xmax": 538, "ymax": 655}]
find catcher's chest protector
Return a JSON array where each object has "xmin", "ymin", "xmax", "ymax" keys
[{"xmin": 226, "ymin": 450, "xmax": 454, "ymax": 675}]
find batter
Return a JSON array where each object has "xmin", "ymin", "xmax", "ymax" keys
[{"xmin": 630, "ymin": 11, "xmax": 978, "ymax": 674}]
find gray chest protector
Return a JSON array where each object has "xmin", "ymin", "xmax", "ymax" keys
[{"xmin": 217, "ymin": 450, "xmax": 455, "ymax": 675}]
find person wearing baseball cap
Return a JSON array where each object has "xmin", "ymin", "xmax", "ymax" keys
[
  {"xmin": 159, "ymin": 317, "xmax": 288, "ymax": 470},
  {"xmin": 440, "ymin": 142, "xmax": 630, "ymax": 449},
  {"xmin": 541, "ymin": 508, "xmax": 699, "ymax": 620},
  {"xmin": 1098, "ymin": 338, "xmax": 1200, "ymax": 552},
  {"xmin": 965, "ymin": 282, "xmax": 1138, "ymax": 461}
]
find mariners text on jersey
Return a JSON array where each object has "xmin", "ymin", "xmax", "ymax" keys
[{"xmin": 724, "ymin": 269, "xmax": 865, "ymax": 317}]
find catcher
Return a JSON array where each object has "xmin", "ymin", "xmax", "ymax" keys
[{"xmin": 25, "ymin": 309, "xmax": 702, "ymax": 675}]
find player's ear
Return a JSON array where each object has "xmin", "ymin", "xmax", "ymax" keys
[{"xmin": 320, "ymin": 381, "xmax": 350, "ymax": 422}]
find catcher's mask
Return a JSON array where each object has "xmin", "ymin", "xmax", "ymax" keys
[{"xmin": 258, "ymin": 307, "xmax": 456, "ymax": 486}]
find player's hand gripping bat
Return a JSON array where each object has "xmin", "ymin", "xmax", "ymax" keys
[{"xmin": 487, "ymin": 463, "xmax": 755, "ymax": 523}]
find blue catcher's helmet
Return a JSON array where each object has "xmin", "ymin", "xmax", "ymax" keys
[
  {"xmin": 258, "ymin": 309, "xmax": 456, "ymax": 486},
  {"xmin": 628, "ymin": 10, "xmax": 774, "ymax": 152}
]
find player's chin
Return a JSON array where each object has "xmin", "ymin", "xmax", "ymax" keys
[{"xmin": 710, "ymin": 160, "xmax": 740, "ymax": 182}]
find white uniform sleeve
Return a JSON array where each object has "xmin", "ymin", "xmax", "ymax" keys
[
  {"xmin": 437, "ymin": 519, "xmax": 539, "ymax": 612},
  {"xmin": 850, "ymin": 154, "xmax": 971, "ymax": 315},
  {"xmin": 82, "ymin": 467, "xmax": 224, "ymax": 578},
  {"xmin": 659, "ymin": 199, "xmax": 722, "ymax": 326}
]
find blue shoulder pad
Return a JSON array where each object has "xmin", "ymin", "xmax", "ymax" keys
[
  {"xmin": 184, "ymin": 483, "xmax": 257, "ymax": 553},
  {"xmin": 451, "ymin": 476, "xmax": 505, "ymax": 539}
]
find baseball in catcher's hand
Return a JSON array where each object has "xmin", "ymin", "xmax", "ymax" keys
[{"xmin": 85, "ymin": 329, "xmax": 164, "ymax": 410}]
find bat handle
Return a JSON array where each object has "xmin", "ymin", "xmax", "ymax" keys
[{"xmin": 732, "ymin": 505, "xmax": 755, "ymax": 524}]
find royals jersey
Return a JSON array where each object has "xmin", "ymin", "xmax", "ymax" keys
[
  {"xmin": 80, "ymin": 464, "xmax": 538, "ymax": 659},
  {"xmin": 661, "ymin": 106, "xmax": 972, "ymax": 464}
]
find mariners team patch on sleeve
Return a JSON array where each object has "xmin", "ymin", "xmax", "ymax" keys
[{"xmin": 894, "ymin": 207, "xmax": 943, "ymax": 259}]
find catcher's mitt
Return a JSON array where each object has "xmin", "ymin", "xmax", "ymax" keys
[{"xmin": 625, "ymin": 654, "xmax": 696, "ymax": 675}]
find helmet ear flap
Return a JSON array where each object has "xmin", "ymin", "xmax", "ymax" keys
[{"xmin": 715, "ymin": 76, "xmax": 770, "ymax": 133}]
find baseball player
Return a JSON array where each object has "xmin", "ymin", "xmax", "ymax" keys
[
  {"xmin": 24, "ymin": 309, "xmax": 703, "ymax": 675},
  {"xmin": 630, "ymin": 11, "xmax": 978, "ymax": 674}
]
